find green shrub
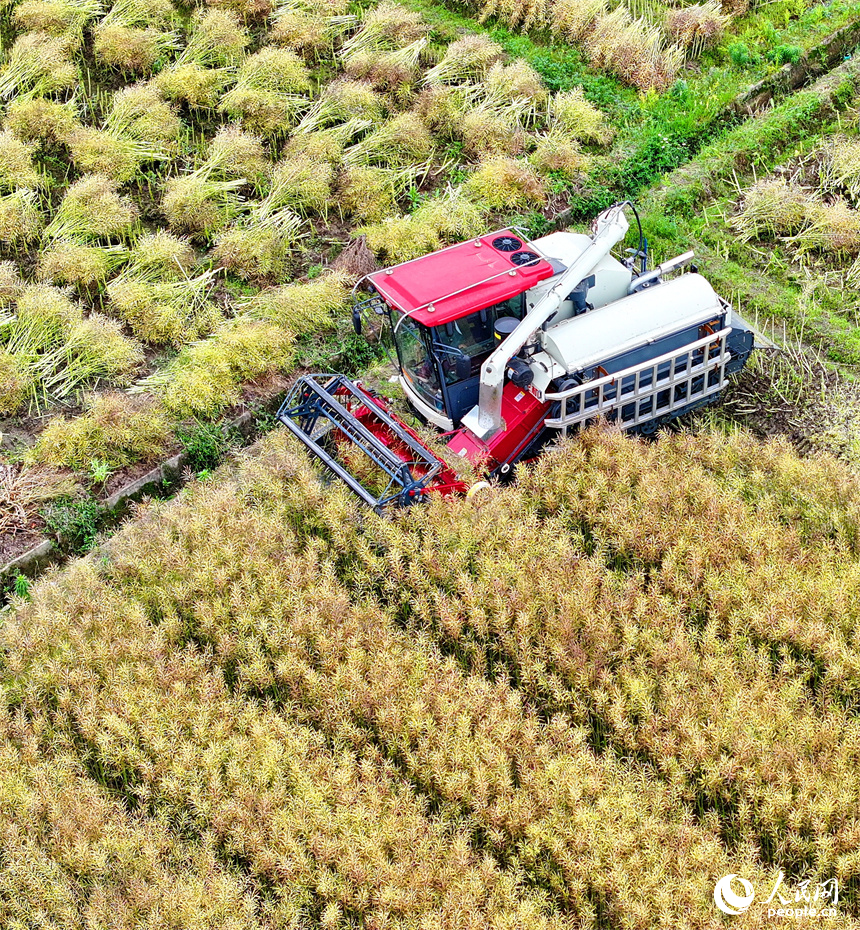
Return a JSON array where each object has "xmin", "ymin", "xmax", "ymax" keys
[
  {"xmin": 176, "ymin": 420, "xmax": 235, "ymax": 472},
  {"xmin": 40, "ymin": 494, "xmax": 103, "ymax": 552}
]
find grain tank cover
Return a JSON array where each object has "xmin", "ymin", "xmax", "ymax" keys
[
  {"xmin": 367, "ymin": 229, "xmax": 555, "ymax": 327},
  {"xmin": 542, "ymin": 273, "xmax": 723, "ymax": 373}
]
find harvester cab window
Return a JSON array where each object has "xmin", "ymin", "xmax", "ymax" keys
[
  {"xmin": 393, "ymin": 314, "xmax": 444, "ymax": 412},
  {"xmin": 433, "ymin": 295, "xmax": 525, "ymax": 384}
]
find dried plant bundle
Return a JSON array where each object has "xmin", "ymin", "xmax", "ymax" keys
[
  {"xmin": 343, "ymin": 112, "xmax": 434, "ymax": 168},
  {"xmin": 731, "ymin": 178, "xmax": 813, "ymax": 242},
  {"xmin": 423, "ymin": 35, "xmax": 505, "ymax": 85},
  {"xmin": 107, "ymin": 268, "xmax": 222, "ymax": 345},
  {"xmin": 464, "ymin": 155, "xmax": 547, "ymax": 210},
  {"xmin": 32, "ymin": 392, "xmax": 171, "ymax": 468},
  {"xmin": 212, "ymin": 207, "xmax": 304, "ymax": 282},
  {"xmin": 549, "ymin": 87, "xmax": 613, "ymax": 144},
  {"xmin": 0, "ymin": 32, "xmax": 77, "ymax": 98},
  {"xmin": 44, "ymin": 174, "xmax": 139, "ymax": 242}
]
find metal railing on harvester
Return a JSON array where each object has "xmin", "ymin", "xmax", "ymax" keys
[{"xmin": 544, "ymin": 327, "xmax": 732, "ymax": 435}]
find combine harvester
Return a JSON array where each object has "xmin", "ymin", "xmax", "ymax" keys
[{"xmin": 278, "ymin": 203, "xmax": 755, "ymax": 510}]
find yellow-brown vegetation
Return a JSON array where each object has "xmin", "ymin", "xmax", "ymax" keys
[{"xmin": 8, "ymin": 424, "xmax": 860, "ymax": 925}]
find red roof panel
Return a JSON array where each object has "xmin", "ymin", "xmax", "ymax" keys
[{"xmin": 367, "ymin": 229, "xmax": 555, "ymax": 326}]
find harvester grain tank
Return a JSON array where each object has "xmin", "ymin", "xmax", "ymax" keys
[{"xmin": 278, "ymin": 203, "xmax": 755, "ymax": 510}]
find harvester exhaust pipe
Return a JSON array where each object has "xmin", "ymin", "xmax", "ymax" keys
[
  {"xmin": 461, "ymin": 202, "xmax": 631, "ymax": 441},
  {"xmin": 627, "ymin": 250, "xmax": 695, "ymax": 294}
]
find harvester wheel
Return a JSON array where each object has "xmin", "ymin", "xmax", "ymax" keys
[{"xmin": 637, "ymin": 415, "xmax": 669, "ymax": 437}]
